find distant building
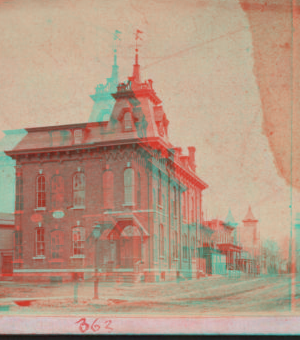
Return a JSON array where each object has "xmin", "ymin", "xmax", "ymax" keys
[
  {"xmin": 236, "ymin": 206, "xmax": 260, "ymax": 275},
  {"xmin": 0, "ymin": 213, "xmax": 14, "ymax": 277},
  {"xmin": 203, "ymin": 209, "xmax": 242, "ymax": 275}
]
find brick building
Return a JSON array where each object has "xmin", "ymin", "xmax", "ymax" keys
[
  {"xmin": 5, "ymin": 49, "xmax": 208, "ymax": 282},
  {"xmin": 202, "ymin": 210, "xmax": 242, "ymax": 275}
]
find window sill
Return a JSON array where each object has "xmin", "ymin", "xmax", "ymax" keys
[
  {"xmin": 70, "ymin": 206, "xmax": 85, "ymax": 210},
  {"xmin": 123, "ymin": 203, "xmax": 135, "ymax": 207},
  {"xmin": 70, "ymin": 255, "xmax": 85, "ymax": 259},
  {"xmin": 48, "ymin": 259, "xmax": 64, "ymax": 263},
  {"xmin": 33, "ymin": 256, "xmax": 46, "ymax": 260},
  {"xmin": 159, "ymin": 256, "xmax": 165, "ymax": 260},
  {"xmin": 14, "ymin": 210, "xmax": 24, "ymax": 215},
  {"xmin": 34, "ymin": 207, "xmax": 46, "ymax": 212}
]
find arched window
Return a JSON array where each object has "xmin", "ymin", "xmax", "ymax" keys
[
  {"xmin": 16, "ymin": 174, "xmax": 24, "ymax": 211},
  {"xmin": 73, "ymin": 173, "xmax": 85, "ymax": 207},
  {"xmin": 137, "ymin": 172, "xmax": 141, "ymax": 209},
  {"xmin": 72, "ymin": 226, "xmax": 85, "ymax": 256},
  {"xmin": 158, "ymin": 171, "xmax": 162, "ymax": 206},
  {"xmin": 124, "ymin": 111, "xmax": 132, "ymax": 131},
  {"xmin": 160, "ymin": 224, "xmax": 164, "ymax": 257},
  {"xmin": 102, "ymin": 113, "xmax": 110, "ymax": 121},
  {"xmin": 191, "ymin": 236, "xmax": 195, "ymax": 258},
  {"xmin": 51, "ymin": 176, "xmax": 64, "ymax": 210},
  {"xmin": 183, "ymin": 233, "xmax": 188, "ymax": 259},
  {"xmin": 51, "ymin": 230, "xmax": 64, "ymax": 259},
  {"xmin": 124, "ymin": 168, "xmax": 134, "ymax": 205},
  {"xmin": 103, "ymin": 171, "xmax": 114, "ymax": 209},
  {"xmin": 35, "ymin": 227, "xmax": 45, "ymax": 257},
  {"xmin": 36, "ymin": 175, "xmax": 46, "ymax": 209}
]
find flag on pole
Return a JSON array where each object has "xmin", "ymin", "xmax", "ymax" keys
[
  {"xmin": 135, "ymin": 29, "xmax": 143, "ymax": 40},
  {"xmin": 114, "ymin": 30, "xmax": 122, "ymax": 40}
]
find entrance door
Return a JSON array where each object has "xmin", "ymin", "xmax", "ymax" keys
[
  {"xmin": 2, "ymin": 255, "xmax": 13, "ymax": 276},
  {"xmin": 120, "ymin": 226, "xmax": 141, "ymax": 269},
  {"xmin": 121, "ymin": 238, "xmax": 133, "ymax": 268}
]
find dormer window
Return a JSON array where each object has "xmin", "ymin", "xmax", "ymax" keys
[
  {"xmin": 124, "ymin": 112, "xmax": 133, "ymax": 131},
  {"xmin": 74, "ymin": 129, "xmax": 83, "ymax": 144}
]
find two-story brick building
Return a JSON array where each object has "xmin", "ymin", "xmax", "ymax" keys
[{"xmin": 5, "ymin": 49, "xmax": 208, "ymax": 283}]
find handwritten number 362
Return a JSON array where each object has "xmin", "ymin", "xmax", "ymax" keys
[{"xmin": 76, "ymin": 318, "xmax": 112, "ymax": 333}]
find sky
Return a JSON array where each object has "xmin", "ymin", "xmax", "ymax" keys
[{"xmin": 0, "ymin": 0, "xmax": 298, "ymax": 249}]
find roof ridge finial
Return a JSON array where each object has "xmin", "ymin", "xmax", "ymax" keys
[
  {"xmin": 133, "ymin": 29, "xmax": 143, "ymax": 83},
  {"xmin": 113, "ymin": 30, "xmax": 121, "ymax": 62}
]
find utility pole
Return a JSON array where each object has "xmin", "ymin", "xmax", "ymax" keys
[
  {"xmin": 91, "ymin": 224, "xmax": 103, "ymax": 300},
  {"xmin": 94, "ymin": 236, "xmax": 99, "ymax": 300}
]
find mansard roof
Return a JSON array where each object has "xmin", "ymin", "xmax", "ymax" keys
[{"xmin": 4, "ymin": 51, "xmax": 208, "ymax": 190}]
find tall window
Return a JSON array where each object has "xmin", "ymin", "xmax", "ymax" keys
[
  {"xmin": 137, "ymin": 172, "xmax": 141, "ymax": 209},
  {"xmin": 160, "ymin": 224, "xmax": 164, "ymax": 257},
  {"xmin": 51, "ymin": 176, "xmax": 64, "ymax": 210},
  {"xmin": 182, "ymin": 192, "xmax": 186, "ymax": 220},
  {"xmin": 72, "ymin": 227, "xmax": 85, "ymax": 256},
  {"xmin": 124, "ymin": 112, "xmax": 133, "ymax": 131},
  {"xmin": 172, "ymin": 231, "xmax": 178, "ymax": 259},
  {"xmin": 36, "ymin": 175, "xmax": 46, "ymax": 208},
  {"xmin": 124, "ymin": 168, "xmax": 134, "ymax": 205},
  {"xmin": 175, "ymin": 231, "xmax": 178, "ymax": 258},
  {"xmin": 51, "ymin": 230, "xmax": 64, "ymax": 259},
  {"xmin": 173, "ymin": 187, "xmax": 177, "ymax": 219},
  {"xmin": 191, "ymin": 196, "xmax": 194, "ymax": 223},
  {"xmin": 16, "ymin": 174, "xmax": 24, "ymax": 211},
  {"xmin": 14, "ymin": 231, "xmax": 23, "ymax": 260},
  {"xmin": 73, "ymin": 173, "xmax": 85, "ymax": 207},
  {"xmin": 103, "ymin": 171, "xmax": 114, "ymax": 209},
  {"xmin": 153, "ymin": 234, "xmax": 158, "ymax": 262},
  {"xmin": 191, "ymin": 236, "xmax": 195, "ymax": 258},
  {"xmin": 158, "ymin": 171, "xmax": 162, "ymax": 206},
  {"xmin": 35, "ymin": 228, "xmax": 45, "ymax": 257},
  {"xmin": 183, "ymin": 233, "xmax": 188, "ymax": 259},
  {"xmin": 186, "ymin": 191, "xmax": 189, "ymax": 220}
]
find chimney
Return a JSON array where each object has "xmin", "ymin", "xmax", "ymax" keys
[
  {"xmin": 188, "ymin": 146, "xmax": 196, "ymax": 172},
  {"xmin": 180, "ymin": 155, "xmax": 189, "ymax": 169},
  {"xmin": 173, "ymin": 147, "xmax": 182, "ymax": 161}
]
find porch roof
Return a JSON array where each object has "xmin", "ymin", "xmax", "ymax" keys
[
  {"xmin": 218, "ymin": 243, "xmax": 242, "ymax": 253},
  {"xmin": 108, "ymin": 214, "xmax": 150, "ymax": 238}
]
